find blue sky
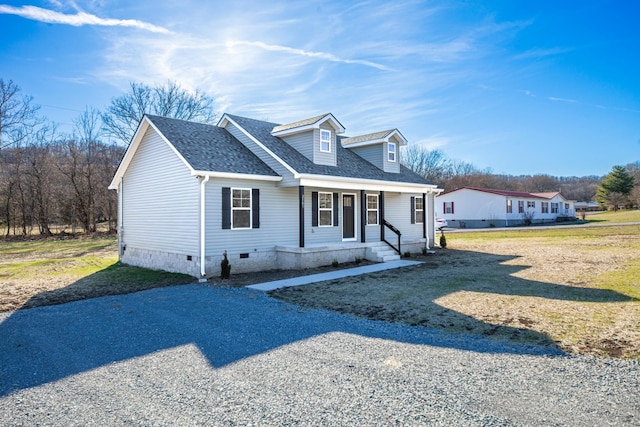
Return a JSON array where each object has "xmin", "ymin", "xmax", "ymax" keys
[{"xmin": 1, "ymin": 0, "xmax": 638, "ymax": 177}]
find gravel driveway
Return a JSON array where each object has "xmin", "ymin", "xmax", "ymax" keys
[{"xmin": 1, "ymin": 284, "xmax": 638, "ymax": 426}]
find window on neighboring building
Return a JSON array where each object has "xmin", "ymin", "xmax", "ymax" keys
[
  {"xmin": 367, "ymin": 194, "xmax": 379, "ymax": 225},
  {"xmin": 518, "ymin": 200, "xmax": 525, "ymax": 213},
  {"xmin": 444, "ymin": 201, "xmax": 454, "ymax": 214},
  {"xmin": 506, "ymin": 199, "xmax": 513, "ymax": 213},
  {"xmin": 318, "ymin": 192, "xmax": 333, "ymax": 226},
  {"xmin": 232, "ymin": 188, "xmax": 251, "ymax": 229},
  {"xmin": 527, "ymin": 201, "xmax": 536, "ymax": 209},
  {"xmin": 320, "ymin": 129, "xmax": 331, "ymax": 153},
  {"xmin": 388, "ymin": 142, "xmax": 396, "ymax": 162},
  {"xmin": 551, "ymin": 202, "xmax": 559, "ymax": 213},
  {"xmin": 541, "ymin": 202, "xmax": 549, "ymax": 213}
]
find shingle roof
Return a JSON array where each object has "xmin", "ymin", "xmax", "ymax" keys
[
  {"xmin": 271, "ymin": 113, "xmax": 330, "ymax": 133},
  {"xmin": 225, "ymin": 114, "xmax": 433, "ymax": 185},
  {"xmin": 146, "ymin": 115, "xmax": 279, "ymax": 177},
  {"xmin": 441, "ymin": 187, "xmax": 550, "ymax": 199},
  {"xmin": 341, "ymin": 129, "xmax": 396, "ymax": 146}
]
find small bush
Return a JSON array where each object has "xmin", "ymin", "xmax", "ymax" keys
[
  {"xmin": 403, "ymin": 251, "xmax": 411, "ymax": 258},
  {"xmin": 354, "ymin": 256, "xmax": 362, "ymax": 264},
  {"xmin": 332, "ymin": 259, "xmax": 339, "ymax": 268},
  {"xmin": 220, "ymin": 250, "xmax": 231, "ymax": 279},
  {"xmin": 439, "ymin": 231, "xmax": 447, "ymax": 248}
]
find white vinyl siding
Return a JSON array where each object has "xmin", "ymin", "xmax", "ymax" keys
[
  {"xmin": 281, "ymin": 132, "xmax": 313, "ymax": 161},
  {"xmin": 205, "ymin": 179, "xmax": 298, "ymax": 254},
  {"xmin": 348, "ymin": 145, "xmax": 383, "ymax": 170},
  {"xmin": 313, "ymin": 124, "xmax": 337, "ymax": 166},
  {"xmin": 383, "ymin": 193, "xmax": 424, "ymax": 242},
  {"xmin": 121, "ymin": 127, "xmax": 199, "ymax": 254}
]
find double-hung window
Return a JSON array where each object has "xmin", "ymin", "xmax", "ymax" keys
[
  {"xmin": 367, "ymin": 194, "xmax": 379, "ymax": 225},
  {"xmin": 320, "ymin": 129, "xmax": 331, "ymax": 153},
  {"xmin": 551, "ymin": 202, "xmax": 559, "ymax": 213},
  {"xmin": 541, "ymin": 202, "xmax": 549, "ymax": 213},
  {"xmin": 527, "ymin": 201, "xmax": 535, "ymax": 209},
  {"xmin": 318, "ymin": 192, "xmax": 333, "ymax": 226},
  {"xmin": 232, "ymin": 188, "xmax": 251, "ymax": 228},
  {"xmin": 415, "ymin": 197, "xmax": 424, "ymax": 223},
  {"xmin": 388, "ymin": 142, "xmax": 396, "ymax": 162},
  {"xmin": 444, "ymin": 201, "xmax": 454, "ymax": 214},
  {"xmin": 518, "ymin": 200, "xmax": 525, "ymax": 213},
  {"xmin": 506, "ymin": 200, "xmax": 513, "ymax": 214}
]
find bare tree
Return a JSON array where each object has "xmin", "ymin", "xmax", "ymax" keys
[
  {"xmin": 0, "ymin": 79, "xmax": 43, "ymax": 149},
  {"xmin": 102, "ymin": 80, "xmax": 216, "ymax": 145},
  {"xmin": 22, "ymin": 124, "xmax": 59, "ymax": 235},
  {"xmin": 401, "ymin": 145, "xmax": 453, "ymax": 186}
]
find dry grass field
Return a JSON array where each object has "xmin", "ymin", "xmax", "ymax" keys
[{"xmin": 272, "ymin": 216, "xmax": 640, "ymax": 359}]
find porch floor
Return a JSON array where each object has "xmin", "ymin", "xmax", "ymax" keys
[{"xmin": 246, "ymin": 259, "xmax": 422, "ymax": 292}]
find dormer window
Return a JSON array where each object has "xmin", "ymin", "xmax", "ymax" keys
[
  {"xmin": 320, "ymin": 129, "xmax": 331, "ymax": 153},
  {"xmin": 388, "ymin": 142, "xmax": 396, "ymax": 162}
]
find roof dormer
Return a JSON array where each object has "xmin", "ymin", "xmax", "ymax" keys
[
  {"xmin": 341, "ymin": 128, "xmax": 407, "ymax": 173},
  {"xmin": 271, "ymin": 113, "xmax": 345, "ymax": 166}
]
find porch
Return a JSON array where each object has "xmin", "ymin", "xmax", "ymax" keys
[{"xmin": 275, "ymin": 239, "xmax": 427, "ymax": 270}]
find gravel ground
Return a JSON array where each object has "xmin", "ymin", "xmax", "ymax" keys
[{"xmin": 1, "ymin": 284, "xmax": 638, "ymax": 426}]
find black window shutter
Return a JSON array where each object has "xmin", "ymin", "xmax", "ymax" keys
[
  {"xmin": 252, "ymin": 188, "xmax": 260, "ymax": 229},
  {"xmin": 333, "ymin": 192, "xmax": 339, "ymax": 227},
  {"xmin": 410, "ymin": 196, "xmax": 416, "ymax": 224},
  {"xmin": 222, "ymin": 187, "xmax": 231, "ymax": 229},
  {"xmin": 312, "ymin": 192, "xmax": 318, "ymax": 226},
  {"xmin": 452, "ymin": 201, "xmax": 455, "ymax": 214}
]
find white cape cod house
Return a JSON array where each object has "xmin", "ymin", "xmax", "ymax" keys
[
  {"xmin": 109, "ymin": 113, "xmax": 442, "ymax": 278},
  {"xmin": 436, "ymin": 187, "xmax": 576, "ymax": 228}
]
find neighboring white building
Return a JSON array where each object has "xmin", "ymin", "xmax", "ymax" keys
[
  {"xmin": 436, "ymin": 187, "xmax": 576, "ymax": 228},
  {"xmin": 109, "ymin": 113, "xmax": 443, "ymax": 278}
]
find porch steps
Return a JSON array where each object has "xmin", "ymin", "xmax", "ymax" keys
[{"xmin": 366, "ymin": 243, "xmax": 401, "ymax": 263}]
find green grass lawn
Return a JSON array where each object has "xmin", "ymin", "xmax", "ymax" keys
[{"xmin": 0, "ymin": 236, "xmax": 193, "ymax": 311}]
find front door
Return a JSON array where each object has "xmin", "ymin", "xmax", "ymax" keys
[{"xmin": 342, "ymin": 194, "xmax": 355, "ymax": 239}]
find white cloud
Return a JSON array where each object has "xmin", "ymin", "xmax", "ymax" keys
[
  {"xmin": 548, "ymin": 96, "xmax": 578, "ymax": 103},
  {"xmin": 226, "ymin": 40, "xmax": 393, "ymax": 71},
  {"xmin": 513, "ymin": 47, "xmax": 572, "ymax": 60},
  {"xmin": 0, "ymin": 4, "xmax": 171, "ymax": 33}
]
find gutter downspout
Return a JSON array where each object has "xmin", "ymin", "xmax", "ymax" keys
[
  {"xmin": 424, "ymin": 192, "xmax": 429, "ymax": 250},
  {"xmin": 199, "ymin": 175, "xmax": 210, "ymax": 280}
]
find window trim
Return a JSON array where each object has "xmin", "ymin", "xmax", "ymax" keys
[
  {"xmin": 506, "ymin": 199, "xmax": 513, "ymax": 214},
  {"xmin": 318, "ymin": 191, "xmax": 333, "ymax": 227},
  {"xmin": 231, "ymin": 187, "xmax": 252, "ymax": 229},
  {"xmin": 366, "ymin": 194, "xmax": 379, "ymax": 226},
  {"xmin": 518, "ymin": 200, "xmax": 525, "ymax": 214},
  {"xmin": 320, "ymin": 129, "xmax": 332, "ymax": 153},
  {"xmin": 387, "ymin": 141, "xmax": 396, "ymax": 162}
]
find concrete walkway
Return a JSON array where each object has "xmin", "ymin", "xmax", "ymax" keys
[{"xmin": 246, "ymin": 260, "xmax": 422, "ymax": 291}]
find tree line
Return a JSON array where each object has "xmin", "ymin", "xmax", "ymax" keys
[
  {"xmin": 1, "ymin": 77, "xmax": 637, "ymax": 237},
  {"xmin": 0, "ymin": 78, "xmax": 216, "ymax": 237}
]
